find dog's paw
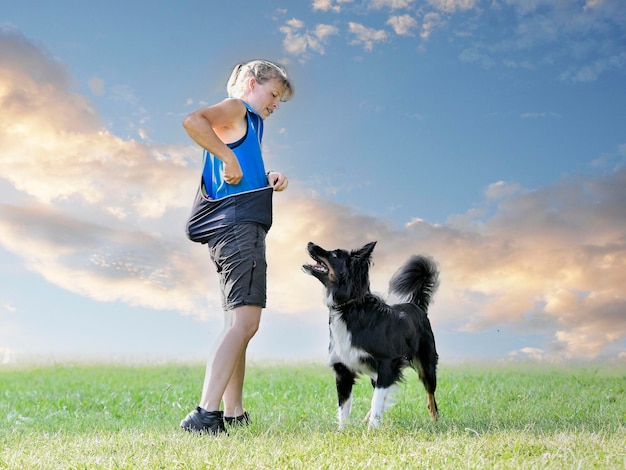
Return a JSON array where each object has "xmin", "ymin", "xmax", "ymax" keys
[
  {"xmin": 367, "ymin": 413, "xmax": 382, "ymax": 429},
  {"xmin": 337, "ymin": 416, "xmax": 349, "ymax": 431}
]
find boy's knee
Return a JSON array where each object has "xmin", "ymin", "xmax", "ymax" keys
[
  {"xmin": 245, "ymin": 321, "xmax": 260, "ymax": 339},
  {"xmin": 232, "ymin": 306, "xmax": 261, "ymax": 339},
  {"xmin": 236, "ymin": 319, "xmax": 259, "ymax": 341}
]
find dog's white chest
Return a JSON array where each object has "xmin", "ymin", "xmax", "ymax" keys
[{"xmin": 329, "ymin": 313, "xmax": 370, "ymax": 372}]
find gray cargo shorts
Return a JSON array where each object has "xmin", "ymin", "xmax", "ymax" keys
[{"xmin": 207, "ymin": 223, "xmax": 267, "ymax": 310}]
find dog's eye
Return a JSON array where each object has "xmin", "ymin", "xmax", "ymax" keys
[{"xmin": 331, "ymin": 253, "xmax": 337, "ymax": 258}]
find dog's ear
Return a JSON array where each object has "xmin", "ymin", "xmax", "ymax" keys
[{"xmin": 354, "ymin": 241, "xmax": 376, "ymax": 260}]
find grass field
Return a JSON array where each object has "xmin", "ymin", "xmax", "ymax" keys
[{"xmin": 1, "ymin": 362, "xmax": 624, "ymax": 469}]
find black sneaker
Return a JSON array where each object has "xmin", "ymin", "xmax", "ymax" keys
[
  {"xmin": 225, "ymin": 411, "xmax": 250, "ymax": 426},
  {"xmin": 180, "ymin": 407, "xmax": 227, "ymax": 435}
]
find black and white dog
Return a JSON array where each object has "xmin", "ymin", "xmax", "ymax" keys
[{"xmin": 303, "ymin": 241, "xmax": 440, "ymax": 429}]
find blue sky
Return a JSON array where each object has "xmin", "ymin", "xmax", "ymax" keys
[{"xmin": 1, "ymin": 0, "xmax": 625, "ymax": 365}]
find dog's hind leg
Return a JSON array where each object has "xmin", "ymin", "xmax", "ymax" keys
[
  {"xmin": 412, "ymin": 354, "xmax": 439, "ymax": 421},
  {"xmin": 333, "ymin": 363, "xmax": 356, "ymax": 430}
]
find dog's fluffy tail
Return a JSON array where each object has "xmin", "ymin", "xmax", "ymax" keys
[{"xmin": 388, "ymin": 255, "xmax": 439, "ymax": 309}]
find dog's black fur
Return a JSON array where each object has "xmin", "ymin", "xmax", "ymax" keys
[{"xmin": 303, "ymin": 241, "xmax": 440, "ymax": 428}]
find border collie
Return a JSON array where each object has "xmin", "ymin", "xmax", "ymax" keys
[{"xmin": 302, "ymin": 241, "xmax": 440, "ymax": 429}]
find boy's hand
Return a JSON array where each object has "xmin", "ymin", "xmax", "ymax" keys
[
  {"xmin": 223, "ymin": 159, "xmax": 243, "ymax": 185},
  {"xmin": 267, "ymin": 171, "xmax": 288, "ymax": 192}
]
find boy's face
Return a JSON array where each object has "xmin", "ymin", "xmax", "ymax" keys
[{"xmin": 246, "ymin": 78, "xmax": 285, "ymax": 120}]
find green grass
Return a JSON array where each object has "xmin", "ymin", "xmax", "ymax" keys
[{"xmin": 1, "ymin": 362, "xmax": 624, "ymax": 469}]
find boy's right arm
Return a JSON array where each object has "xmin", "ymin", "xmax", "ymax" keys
[{"xmin": 183, "ymin": 99, "xmax": 246, "ymax": 185}]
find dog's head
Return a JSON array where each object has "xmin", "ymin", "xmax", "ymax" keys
[{"xmin": 302, "ymin": 241, "xmax": 377, "ymax": 307}]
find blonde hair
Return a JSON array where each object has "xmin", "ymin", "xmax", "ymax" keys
[{"xmin": 227, "ymin": 60, "xmax": 294, "ymax": 102}]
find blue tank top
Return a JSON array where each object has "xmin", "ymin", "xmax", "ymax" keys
[{"xmin": 202, "ymin": 101, "xmax": 267, "ymax": 200}]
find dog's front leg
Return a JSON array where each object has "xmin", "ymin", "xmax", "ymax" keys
[
  {"xmin": 368, "ymin": 360, "xmax": 399, "ymax": 429},
  {"xmin": 333, "ymin": 363, "xmax": 356, "ymax": 430},
  {"xmin": 368, "ymin": 387, "xmax": 387, "ymax": 428}
]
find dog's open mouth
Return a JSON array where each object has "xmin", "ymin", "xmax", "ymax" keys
[
  {"xmin": 307, "ymin": 260, "xmax": 328, "ymax": 274},
  {"xmin": 303, "ymin": 247, "xmax": 330, "ymax": 275},
  {"xmin": 303, "ymin": 242, "xmax": 333, "ymax": 279},
  {"xmin": 303, "ymin": 255, "xmax": 329, "ymax": 274}
]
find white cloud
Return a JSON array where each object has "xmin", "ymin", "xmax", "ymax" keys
[
  {"xmin": 314, "ymin": 23, "xmax": 340, "ymax": 42},
  {"xmin": 427, "ymin": 0, "xmax": 478, "ymax": 13},
  {"xmin": 420, "ymin": 12, "xmax": 444, "ymax": 39},
  {"xmin": 560, "ymin": 51, "xmax": 626, "ymax": 83},
  {"xmin": 312, "ymin": 0, "xmax": 334, "ymax": 11},
  {"xmin": 0, "ymin": 301, "xmax": 16, "ymax": 313},
  {"xmin": 312, "ymin": 0, "xmax": 354, "ymax": 12},
  {"xmin": 348, "ymin": 22, "xmax": 388, "ymax": 50},
  {"xmin": 484, "ymin": 181, "xmax": 523, "ymax": 200},
  {"xmin": 280, "ymin": 18, "xmax": 339, "ymax": 58},
  {"xmin": 387, "ymin": 14, "xmax": 418, "ymax": 36},
  {"xmin": 458, "ymin": 47, "xmax": 495, "ymax": 68},
  {"xmin": 508, "ymin": 347, "xmax": 548, "ymax": 362},
  {"xmin": 370, "ymin": 0, "xmax": 415, "ymax": 10}
]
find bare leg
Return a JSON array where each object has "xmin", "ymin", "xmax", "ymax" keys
[
  {"xmin": 199, "ymin": 305, "xmax": 261, "ymax": 412},
  {"xmin": 223, "ymin": 347, "xmax": 246, "ymax": 417},
  {"xmin": 199, "ymin": 310, "xmax": 233, "ymax": 407}
]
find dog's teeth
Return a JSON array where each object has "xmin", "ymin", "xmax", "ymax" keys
[{"xmin": 305, "ymin": 260, "xmax": 328, "ymax": 273}]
